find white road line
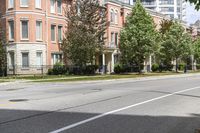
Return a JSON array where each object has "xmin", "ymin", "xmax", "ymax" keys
[{"xmin": 49, "ymin": 86, "xmax": 200, "ymax": 133}]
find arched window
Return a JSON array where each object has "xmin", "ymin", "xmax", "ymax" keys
[
  {"xmin": 115, "ymin": 10, "xmax": 118, "ymax": 24},
  {"xmin": 110, "ymin": 9, "xmax": 115, "ymax": 23}
]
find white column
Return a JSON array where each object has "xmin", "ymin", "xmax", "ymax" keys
[
  {"xmin": 111, "ymin": 53, "xmax": 115, "ymax": 73},
  {"xmin": 102, "ymin": 53, "xmax": 105, "ymax": 74},
  {"xmin": 174, "ymin": 0, "xmax": 178, "ymax": 19},
  {"xmin": 53, "ymin": 54, "xmax": 56, "ymax": 65},
  {"xmin": 156, "ymin": 0, "xmax": 160, "ymax": 12}
]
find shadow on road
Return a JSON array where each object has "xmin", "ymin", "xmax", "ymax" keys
[{"xmin": 0, "ymin": 108, "xmax": 200, "ymax": 133}]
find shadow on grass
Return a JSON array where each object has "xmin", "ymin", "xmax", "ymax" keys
[{"xmin": 0, "ymin": 108, "xmax": 200, "ymax": 133}]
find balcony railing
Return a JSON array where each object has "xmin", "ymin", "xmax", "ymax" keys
[{"xmin": 105, "ymin": 42, "xmax": 119, "ymax": 49}]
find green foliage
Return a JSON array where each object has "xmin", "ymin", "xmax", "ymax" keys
[
  {"xmin": 48, "ymin": 64, "xmax": 98, "ymax": 75},
  {"xmin": 192, "ymin": 37, "xmax": 200, "ymax": 63},
  {"xmin": 52, "ymin": 62, "xmax": 68, "ymax": 75},
  {"xmin": 0, "ymin": 15, "xmax": 7, "ymax": 76},
  {"xmin": 178, "ymin": 63, "xmax": 186, "ymax": 71},
  {"xmin": 120, "ymin": 0, "xmax": 157, "ymax": 73},
  {"xmin": 114, "ymin": 64, "xmax": 123, "ymax": 74},
  {"xmin": 159, "ymin": 19, "xmax": 173, "ymax": 35},
  {"xmin": 196, "ymin": 64, "xmax": 200, "ymax": 69},
  {"xmin": 47, "ymin": 68, "xmax": 54, "ymax": 75},
  {"xmin": 151, "ymin": 64, "xmax": 159, "ymax": 72},
  {"xmin": 160, "ymin": 21, "xmax": 192, "ymax": 72},
  {"xmin": 62, "ymin": 0, "xmax": 107, "ymax": 66}
]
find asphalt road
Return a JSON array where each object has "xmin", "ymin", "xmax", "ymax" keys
[{"xmin": 1, "ymin": 75, "xmax": 200, "ymax": 133}]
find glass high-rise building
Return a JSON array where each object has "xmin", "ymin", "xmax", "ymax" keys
[{"xmin": 131, "ymin": 0, "xmax": 186, "ymax": 21}]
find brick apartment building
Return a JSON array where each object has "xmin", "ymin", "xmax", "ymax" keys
[{"xmin": 0, "ymin": 0, "xmax": 169, "ymax": 74}]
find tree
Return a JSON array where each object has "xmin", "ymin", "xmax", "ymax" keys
[
  {"xmin": 0, "ymin": 14, "xmax": 7, "ymax": 76},
  {"xmin": 192, "ymin": 37, "xmax": 200, "ymax": 63},
  {"xmin": 62, "ymin": 0, "xmax": 107, "ymax": 66},
  {"xmin": 159, "ymin": 19, "xmax": 173, "ymax": 36},
  {"xmin": 161, "ymin": 21, "xmax": 192, "ymax": 72},
  {"xmin": 156, "ymin": 19, "xmax": 174, "ymax": 65},
  {"xmin": 120, "ymin": 0, "xmax": 157, "ymax": 73}
]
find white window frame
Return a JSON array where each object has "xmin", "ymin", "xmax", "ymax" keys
[
  {"xmin": 57, "ymin": 0, "xmax": 62, "ymax": 14},
  {"xmin": 20, "ymin": 0, "xmax": 29, "ymax": 7},
  {"xmin": 51, "ymin": 53, "xmax": 62, "ymax": 65},
  {"xmin": 111, "ymin": 32, "xmax": 115, "ymax": 46},
  {"xmin": 115, "ymin": 10, "xmax": 118, "ymax": 24},
  {"xmin": 51, "ymin": 24, "xmax": 56, "ymax": 42},
  {"xmin": 110, "ymin": 9, "xmax": 115, "ymax": 23},
  {"xmin": 50, "ymin": 0, "xmax": 56, "ymax": 13},
  {"xmin": 58, "ymin": 25, "xmax": 63, "ymax": 43},
  {"xmin": 21, "ymin": 52, "xmax": 29, "ymax": 68},
  {"xmin": 8, "ymin": 20, "xmax": 14, "ymax": 41},
  {"xmin": 36, "ymin": 20, "xmax": 42, "ymax": 41},
  {"xmin": 20, "ymin": 20, "xmax": 29, "ymax": 40},
  {"xmin": 8, "ymin": 51, "xmax": 15, "ymax": 69},
  {"xmin": 35, "ymin": 0, "xmax": 41, "ymax": 9},
  {"xmin": 8, "ymin": 0, "xmax": 14, "ymax": 9},
  {"xmin": 36, "ymin": 51, "xmax": 43, "ymax": 67}
]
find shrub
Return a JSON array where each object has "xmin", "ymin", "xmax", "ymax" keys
[
  {"xmin": 162, "ymin": 64, "xmax": 173, "ymax": 71},
  {"xmin": 68, "ymin": 65, "xmax": 98, "ymax": 75},
  {"xmin": 151, "ymin": 64, "xmax": 159, "ymax": 72},
  {"xmin": 178, "ymin": 63, "xmax": 185, "ymax": 71},
  {"xmin": 47, "ymin": 62, "xmax": 68, "ymax": 75},
  {"xmin": 114, "ymin": 64, "xmax": 123, "ymax": 74},
  {"xmin": 196, "ymin": 64, "xmax": 200, "ymax": 70},
  {"xmin": 48, "ymin": 69, "xmax": 53, "ymax": 75},
  {"xmin": 83, "ymin": 65, "xmax": 99, "ymax": 75}
]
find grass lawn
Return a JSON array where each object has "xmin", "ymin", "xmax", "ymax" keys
[
  {"xmin": 33, "ymin": 72, "xmax": 181, "ymax": 82},
  {"xmin": 0, "ymin": 75, "xmax": 78, "ymax": 80},
  {"xmin": 1, "ymin": 70, "xmax": 199, "ymax": 83},
  {"xmin": 0, "ymin": 80, "xmax": 8, "ymax": 83}
]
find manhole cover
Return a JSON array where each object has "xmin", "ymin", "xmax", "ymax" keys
[{"xmin": 9, "ymin": 99, "xmax": 29, "ymax": 102}]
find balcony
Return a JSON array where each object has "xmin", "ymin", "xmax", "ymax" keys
[
  {"xmin": 105, "ymin": 42, "xmax": 119, "ymax": 49},
  {"xmin": 104, "ymin": 0, "xmax": 131, "ymax": 6}
]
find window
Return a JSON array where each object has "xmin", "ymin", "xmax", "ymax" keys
[
  {"xmin": 21, "ymin": 20, "xmax": 29, "ymax": 39},
  {"xmin": 50, "ymin": 0, "xmax": 55, "ymax": 13},
  {"xmin": 9, "ymin": 52, "xmax": 15, "ymax": 69},
  {"xmin": 51, "ymin": 54, "xmax": 62, "ymax": 65},
  {"xmin": 115, "ymin": 10, "xmax": 118, "ymax": 24},
  {"xmin": 36, "ymin": 21, "xmax": 42, "ymax": 40},
  {"xmin": 22, "ymin": 52, "xmax": 29, "ymax": 68},
  {"xmin": 8, "ymin": 0, "xmax": 14, "ymax": 8},
  {"xmin": 58, "ymin": 26, "xmax": 62, "ymax": 42},
  {"xmin": 111, "ymin": 32, "xmax": 114, "ymax": 46},
  {"xmin": 115, "ymin": 33, "xmax": 118, "ymax": 46},
  {"xmin": 57, "ymin": 0, "xmax": 62, "ymax": 14},
  {"xmin": 8, "ymin": 21, "xmax": 14, "ymax": 40},
  {"xmin": 110, "ymin": 9, "xmax": 115, "ymax": 23},
  {"xmin": 51, "ymin": 25, "xmax": 56, "ymax": 42},
  {"xmin": 36, "ymin": 52, "xmax": 42, "ymax": 67},
  {"xmin": 20, "ymin": 0, "xmax": 28, "ymax": 7},
  {"xmin": 35, "ymin": 0, "xmax": 41, "ymax": 8}
]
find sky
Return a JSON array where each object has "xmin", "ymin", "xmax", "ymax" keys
[{"xmin": 186, "ymin": 2, "xmax": 200, "ymax": 24}]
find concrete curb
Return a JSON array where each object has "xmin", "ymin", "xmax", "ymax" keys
[{"xmin": 33, "ymin": 73, "xmax": 200, "ymax": 84}]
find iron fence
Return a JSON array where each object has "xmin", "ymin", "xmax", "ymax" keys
[
  {"xmin": 5, "ymin": 65, "xmax": 108, "ymax": 75},
  {"xmin": 0, "ymin": 64, "xmax": 199, "ymax": 76}
]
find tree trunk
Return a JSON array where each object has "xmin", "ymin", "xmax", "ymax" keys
[{"xmin": 176, "ymin": 58, "xmax": 178, "ymax": 73}]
